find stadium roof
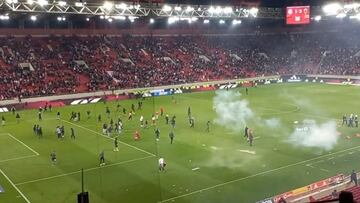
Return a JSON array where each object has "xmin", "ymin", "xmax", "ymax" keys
[{"xmin": 0, "ymin": 0, "xmax": 360, "ymax": 24}]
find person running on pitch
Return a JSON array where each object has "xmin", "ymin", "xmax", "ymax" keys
[
  {"xmin": 114, "ymin": 137, "xmax": 119, "ymax": 151},
  {"xmin": 50, "ymin": 151, "xmax": 57, "ymax": 165},
  {"xmin": 99, "ymin": 151, "xmax": 105, "ymax": 166}
]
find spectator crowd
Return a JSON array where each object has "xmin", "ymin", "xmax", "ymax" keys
[{"xmin": 1, "ymin": 31, "xmax": 360, "ymax": 100}]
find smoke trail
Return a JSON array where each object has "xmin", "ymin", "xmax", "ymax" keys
[
  {"xmin": 288, "ymin": 120, "xmax": 339, "ymax": 151},
  {"xmin": 213, "ymin": 90, "xmax": 254, "ymax": 132}
]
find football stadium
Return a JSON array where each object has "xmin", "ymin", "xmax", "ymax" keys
[{"xmin": 0, "ymin": 0, "xmax": 360, "ymax": 203}]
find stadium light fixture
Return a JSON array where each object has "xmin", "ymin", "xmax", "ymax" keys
[
  {"xmin": 344, "ymin": 3, "xmax": 360, "ymax": 9},
  {"xmin": 6, "ymin": 0, "xmax": 18, "ymax": 4},
  {"xmin": 187, "ymin": 17, "xmax": 198, "ymax": 23},
  {"xmin": 134, "ymin": 4, "xmax": 140, "ymax": 9},
  {"xmin": 100, "ymin": 15, "xmax": 104, "ymax": 19},
  {"xmin": 115, "ymin": 3, "xmax": 127, "ymax": 9},
  {"xmin": 203, "ymin": 19, "xmax": 210, "ymax": 24},
  {"xmin": 174, "ymin": 6, "xmax": 182, "ymax": 11},
  {"xmin": 223, "ymin": 7, "xmax": 233, "ymax": 14},
  {"xmin": 162, "ymin": 5, "xmax": 172, "ymax": 12},
  {"xmin": 314, "ymin": 15, "xmax": 322, "ymax": 21},
  {"xmin": 168, "ymin": 16, "xmax": 179, "ymax": 24},
  {"xmin": 336, "ymin": 13, "xmax": 346, "ymax": 18},
  {"xmin": 215, "ymin": 6, "xmax": 223, "ymax": 13},
  {"xmin": 208, "ymin": 6, "xmax": 215, "ymax": 13},
  {"xmin": 186, "ymin": 6, "xmax": 194, "ymax": 12},
  {"xmin": 37, "ymin": 0, "xmax": 48, "ymax": 6},
  {"xmin": 149, "ymin": 18, "xmax": 154, "ymax": 24},
  {"xmin": 103, "ymin": 1, "xmax": 113, "ymax": 10},
  {"xmin": 86, "ymin": 17, "xmax": 89, "ymax": 21},
  {"xmin": 108, "ymin": 18, "xmax": 113, "ymax": 22},
  {"xmin": 56, "ymin": 16, "xmax": 66, "ymax": 21},
  {"xmin": 250, "ymin": 7, "xmax": 259, "ymax": 17},
  {"xmin": 75, "ymin": 2, "xmax": 83, "ymax": 7},
  {"xmin": 0, "ymin": 15, "xmax": 10, "ymax": 20},
  {"xmin": 323, "ymin": 3, "xmax": 342, "ymax": 15},
  {"xmin": 128, "ymin": 16, "xmax": 138, "ymax": 22},
  {"xmin": 197, "ymin": 7, "xmax": 201, "ymax": 11},
  {"xmin": 58, "ymin": 1, "xmax": 66, "ymax": 6},
  {"xmin": 349, "ymin": 14, "xmax": 360, "ymax": 20},
  {"xmin": 30, "ymin": 15, "xmax": 37, "ymax": 21},
  {"xmin": 219, "ymin": 19, "xmax": 225, "ymax": 24},
  {"xmin": 113, "ymin": 15, "xmax": 125, "ymax": 20},
  {"xmin": 232, "ymin": 19, "xmax": 241, "ymax": 25}
]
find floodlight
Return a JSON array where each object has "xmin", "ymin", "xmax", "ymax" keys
[
  {"xmin": 58, "ymin": 1, "xmax": 66, "ymax": 6},
  {"xmin": 30, "ymin": 15, "xmax": 37, "ymax": 21},
  {"xmin": 323, "ymin": 3, "xmax": 342, "ymax": 15},
  {"xmin": 103, "ymin": 1, "xmax": 113, "ymax": 10},
  {"xmin": 162, "ymin": 5, "xmax": 172, "ymax": 12},
  {"xmin": 314, "ymin": 15, "xmax": 322, "ymax": 21},
  {"xmin": 37, "ymin": 0, "xmax": 48, "ymax": 6}
]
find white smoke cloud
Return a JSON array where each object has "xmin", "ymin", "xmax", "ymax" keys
[
  {"xmin": 213, "ymin": 90, "xmax": 254, "ymax": 132},
  {"xmin": 288, "ymin": 120, "xmax": 339, "ymax": 151},
  {"xmin": 213, "ymin": 90, "xmax": 282, "ymax": 133},
  {"xmin": 264, "ymin": 118, "xmax": 281, "ymax": 129}
]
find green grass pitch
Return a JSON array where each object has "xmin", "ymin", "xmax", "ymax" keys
[{"xmin": 0, "ymin": 83, "xmax": 360, "ymax": 203}]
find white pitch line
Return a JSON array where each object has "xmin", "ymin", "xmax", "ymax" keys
[
  {"xmin": 0, "ymin": 133, "xmax": 39, "ymax": 156},
  {"xmin": 60, "ymin": 119, "xmax": 156, "ymax": 157},
  {"xmin": 320, "ymin": 168, "xmax": 330, "ymax": 172},
  {"xmin": 0, "ymin": 154, "xmax": 38, "ymax": 163},
  {"xmin": 309, "ymin": 159, "xmax": 325, "ymax": 165},
  {"xmin": 15, "ymin": 155, "xmax": 154, "ymax": 186},
  {"xmin": 0, "ymin": 169, "xmax": 31, "ymax": 203},
  {"xmin": 159, "ymin": 144, "xmax": 360, "ymax": 203}
]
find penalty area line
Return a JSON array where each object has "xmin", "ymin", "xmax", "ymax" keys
[
  {"xmin": 0, "ymin": 154, "xmax": 38, "ymax": 163},
  {"xmin": 0, "ymin": 169, "xmax": 31, "ymax": 203},
  {"xmin": 15, "ymin": 155, "xmax": 154, "ymax": 186},
  {"xmin": 0, "ymin": 133, "xmax": 39, "ymax": 156},
  {"xmin": 159, "ymin": 144, "xmax": 360, "ymax": 203},
  {"xmin": 60, "ymin": 119, "xmax": 156, "ymax": 157}
]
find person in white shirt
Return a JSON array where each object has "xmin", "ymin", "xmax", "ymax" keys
[
  {"xmin": 140, "ymin": 115, "xmax": 144, "ymax": 127},
  {"xmin": 158, "ymin": 157, "xmax": 166, "ymax": 171}
]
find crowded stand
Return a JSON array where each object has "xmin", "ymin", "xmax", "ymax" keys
[{"xmin": 1, "ymin": 31, "xmax": 360, "ymax": 100}]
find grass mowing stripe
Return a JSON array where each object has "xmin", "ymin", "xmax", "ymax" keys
[
  {"xmin": 0, "ymin": 133, "xmax": 39, "ymax": 155},
  {"xmin": 1, "ymin": 117, "xmax": 57, "ymax": 126},
  {"xmin": 0, "ymin": 169, "xmax": 31, "ymax": 203},
  {"xmin": 60, "ymin": 119, "xmax": 156, "ymax": 157},
  {"xmin": 15, "ymin": 155, "xmax": 155, "ymax": 186},
  {"xmin": 0, "ymin": 154, "xmax": 38, "ymax": 163},
  {"xmin": 159, "ymin": 144, "xmax": 360, "ymax": 202}
]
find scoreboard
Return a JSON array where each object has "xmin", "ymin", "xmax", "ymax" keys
[{"xmin": 286, "ymin": 6, "xmax": 310, "ymax": 25}]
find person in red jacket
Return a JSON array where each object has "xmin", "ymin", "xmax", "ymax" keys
[
  {"xmin": 160, "ymin": 107, "xmax": 164, "ymax": 116},
  {"xmin": 134, "ymin": 130, "xmax": 140, "ymax": 141}
]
